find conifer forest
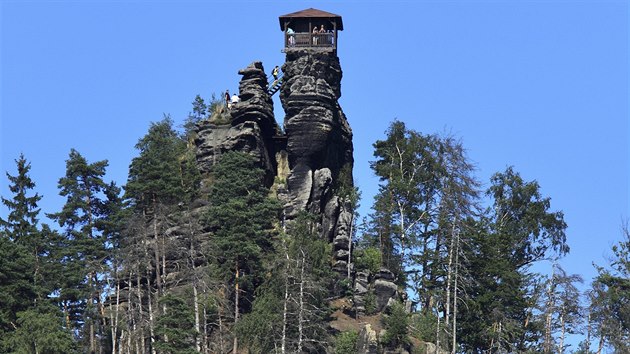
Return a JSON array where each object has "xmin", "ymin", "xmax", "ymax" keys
[
  {"xmin": 1, "ymin": 108, "xmax": 628, "ymax": 353},
  {"xmin": 1, "ymin": 4, "xmax": 628, "ymax": 354}
]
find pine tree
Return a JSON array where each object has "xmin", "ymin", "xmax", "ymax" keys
[
  {"xmin": 205, "ymin": 151, "xmax": 281, "ymax": 354},
  {"xmin": 122, "ymin": 116, "xmax": 190, "ymax": 352},
  {"xmin": 47, "ymin": 149, "xmax": 117, "ymax": 352},
  {"xmin": 588, "ymin": 223, "xmax": 630, "ymax": 353},
  {"xmin": 0, "ymin": 154, "xmax": 42, "ymax": 243},
  {"xmin": 154, "ymin": 293, "xmax": 198, "ymax": 354},
  {"xmin": 237, "ymin": 212, "xmax": 332, "ymax": 353},
  {"xmin": 0, "ymin": 155, "xmax": 42, "ymax": 330},
  {"xmin": 458, "ymin": 167, "xmax": 568, "ymax": 353}
]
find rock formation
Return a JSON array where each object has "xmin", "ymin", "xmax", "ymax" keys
[
  {"xmin": 195, "ymin": 51, "xmax": 354, "ymax": 274},
  {"xmin": 194, "ymin": 61, "xmax": 281, "ymax": 187},
  {"xmin": 193, "ymin": 50, "xmax": 403, "ymax": 351},
  {"xmin": 279, "ymin": 49, "xmax": 354, "ymax": 272}
]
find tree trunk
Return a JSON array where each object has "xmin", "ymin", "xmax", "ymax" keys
[
  {"xmin": 146, "ymin": 270, "xmax": 156, "ymax": 354},
  {"xmin": 233, "ymin": 261, "xmax": 239, "ymax": 354},
  {"xmin": 347, "ymin": 208, "xmax": 354, "ymax": 279},
  {"xmin": 281, "ymin": 240, "xmax": 290, "ymax": 354},
  {"xmin": 544, "ymin": 265, "xmax": 556, "ymax": 354},
  {"xmin": 297, "ymin": 251, "xmax": 306, "ymax": 354},
  {"xmin": 136, "ymin": 272, "xmax": 146, "ymax": 354},
  {"xmin": 436, "ymin": 298, "xmax": 441, "ymax": 353},
  {"xmin": 445, "ymin": 224, "xmax": 455, "ymax": 327},
  {"xmin": 558, "ymin": 311, "xmax": 565, "ymax": 354},
  {"xmin": 596, "ymin": 333, "xmax": 604, "ymax": 354},
  {"xmin": 451, "ymin": 232, "xmax": 460, "ymax": 354}
]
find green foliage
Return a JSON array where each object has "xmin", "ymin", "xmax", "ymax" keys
[
  {"xmin": 364, "ymin": 290, "xmax": 377, "ymax": 315},
  {"xmin": 354, "ymin": 246, "xmax": 382, "ymax": 275},
  {"xmin": 183, "ymin": 94, "xmax": 208, "ymax": 138},
  {"xmin": 235, "ymin": 277, "xmax": 284, "ymax": 353},
  {"xmin": 0, "ymin": 154, "xmax": 42, "ymax": 242},
  {"xmin": 334, "ymin": 330, "xmax": 358, "ymax": 354},
  {"xmin": 382, "ymin": 301, "xmax": 409, "ymax": 348},
  {"xmin": 125, "ymin": 116, "xmax": 188, "ymax": 209},
  {"xmin": 1, "ymin": 302, "xmax": 77, "ymax": 354},
  {"xmin": 488, "ymin": 166, "xmax": 569, "ymax": 266},
  {"xmin": 458, "ymin": 168, "xmax": 568, "ymax": 353},
  {"xmin": 46, "ymin": 149, "xmax": 119, "ymax": 351},
  {"xmin": 154, "ymin": 293, "xmax": 198, "ymax": 354},
  {"xmin": 588, "ymin": 224, "xmax": 630, "ymax": 353},
  {"xmin": 0, "ymin": 234, "xmax": 35, "ymax": 334},
  {"xmin": 239, "ymin": 212, "xmax": 333, "ymax": 353},
  {"xmin": 206, "ymin": 151, "xmax": 280, "ymax": 284},
  {"xmin": 410, "ymin": 311, "xmax": 437, "ymax": 343}
]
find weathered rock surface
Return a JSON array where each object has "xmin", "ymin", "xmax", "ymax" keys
[
  {"xmin": 231, "ymin": 61, "xmax": 279, "ymax": 138},
  {"xmin": 356, "ymin": 324, "xmax": 379, "ymax": 354},
  {"xmin": 374, "ymin": 268, "xmax": 398, "ymax": 312},
  {"xmin": 194, "ymin": 61, "xmax": 281, "ymax": 186},
  {"xmin": 280, "ymin": 49, "xmax": 354, "ymax": 271}
]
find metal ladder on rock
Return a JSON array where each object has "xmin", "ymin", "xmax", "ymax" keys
[{"xmin": 268, "ymin": 74, "xmax": 283, "ymax": 96}]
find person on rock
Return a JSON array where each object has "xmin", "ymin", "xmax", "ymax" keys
[
  {"xmin": 225, "ymin": 90, "xmax": 231, "ymax": 109},
  {"xmin": 230, "ymin": 93, "xmax": 240, "ymax": 108}
]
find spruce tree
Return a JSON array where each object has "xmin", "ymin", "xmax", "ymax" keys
[
  {"xmin": 47, "ymin": 149, "xmax": 117, "ymax": 352},
  {"xmin": 122, "ymin": 116, "xmax": 191, "ymax": 349},
  {"xmin": 588, "ymin": 223, "xmax": 630, "ymax": 352},
  {"xmin": 458, "ymin": 167, "xmax": 568, "ymax": 352},
  {"xmin": 0, "ymin": 154, "xmax": 42, "ymax": 243},
  {"xmin": 206, "ymin": 151, "xmax": 281, "ymax": 354},
  {"xmin": 0, "ymin": 154, "xmax": 77, "ymax": 351}
]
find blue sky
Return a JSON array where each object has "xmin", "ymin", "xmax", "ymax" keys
[{"xmin": 1, "ymin": 0, "xmax": 628, "ymax": 344}]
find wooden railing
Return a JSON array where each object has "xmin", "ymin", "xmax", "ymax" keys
[{"xmin": 285, "ymin": 32, "xmax": 336, "ymax": 49}]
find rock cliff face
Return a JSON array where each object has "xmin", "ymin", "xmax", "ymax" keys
[
  {"xmin": 195, "ymin": 52, "xmax": 354, "ymax": 273},
  {"xmin": 279, "ymin": 49, "xmax": 354, "ymax": 272},
  {"xmin": 194, "ymin": 61, "xmax": 281, "ymax": 187}
]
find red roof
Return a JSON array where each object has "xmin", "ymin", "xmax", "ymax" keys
[{"xmin": 279, "ymin": 8, "xmax": 343, "ymax": 31}]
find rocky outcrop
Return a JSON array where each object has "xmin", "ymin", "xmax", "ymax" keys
[
  {"xmin": 280, "ymin": 49, "xmax": 354, "ymax": 273},
  {"xmin": 356, "ymin": 324, "xmax": 379, "ymax": 354},
  {"xmin": 374, "ymin": 268, "xmax": 398, "ymax": 312},
  {"xmin": 353, "ymin": 270, "xmax": 370, "ymax": 315},
  {"xmin": 194, "ymin": 61, "xmax": 281, "ymax": 186}
]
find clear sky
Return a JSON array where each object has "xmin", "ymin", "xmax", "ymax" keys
[{"xmin": 1, "ymin": 0, "xmax": 628, "ymax": 345}]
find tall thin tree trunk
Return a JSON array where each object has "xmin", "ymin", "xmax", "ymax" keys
[
  {"xmin": 233, "ymin": 261, "xmax": 239, "ymax": 354},
  {"xmin": 445, "ymin": 224, "xmax": 456, "ymax": 327},
  {"xmin": 436, "ymin": 298, "xmax": 441, "ymax": 354},
  {"xmin": 347, "ymin": 208, "xmax": 354, "ymax": 279},
  {"xmin": 109, "ymin": 276, "xmax": 120, "ymax": 354},
  {"xmin": 451, "ymin": 232, "xmax": 460, "ymax": 354},
  {"xmin": 596, "ymin": 332, "xmax": 604, "ymax": 354},
  {"xmin": 150, "ymin": 202, "xmax": 162, "ymax": 297},
  {"xmin": 585, "ymin": 308, "xmax": 592, "ymax": 353},
  {"xmin": 136, "ymin": 272, "xmax": 145, "ymax": 354},
  {"xmin": 297, "ymin": 250, "xmax": 306, "ymax": 354},
  {"xmin": 558, "ymin": 310, "xmax": 566, "ymax": 354},
  {"xmin": 146, "ymin": 270, "xmax": 156, "ymax": 354},
  {"xmin": 281, "ymin": 239, "xmax": 290, "ymax": 354},
  {"xmin": 544, "ymin": 265, "xmax": 556, "ymax": 354}
]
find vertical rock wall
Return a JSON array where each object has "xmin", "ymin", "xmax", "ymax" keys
[
  {"xmin": 195, "ymin": 62, "xmax": 280, "ymax": 186},
  {"xmin": 279, "ymin": 49, "xmax": 354, "ymax": 272}
]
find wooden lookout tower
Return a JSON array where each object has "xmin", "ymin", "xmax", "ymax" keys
[{"xmin": 279, "ymin": 8, "xmax": 343, "ymax": 52}]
